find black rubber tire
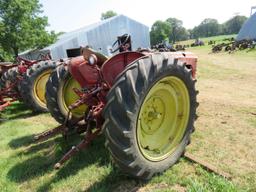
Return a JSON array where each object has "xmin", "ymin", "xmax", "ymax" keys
[
  {"xmin": 103, "ymin": 54, "xmax": 198, "ymax": 180},
  {"xmin": 45, "ymin": 64, "xmax": 85, "ymax": 124},
  {"xmin": 0, "ymin": 67, "xmax": 19, "ymax": 93},
  {"xmin": 19, "ymin": 60, "xmax": 56, "ymax": 112}
]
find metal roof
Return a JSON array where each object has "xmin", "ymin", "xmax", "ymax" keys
[
  {"xmin": 44, "ymin": 15, "xmax": 150, "ymax": 59},
  {"xmin": 44, "ymin": 16, "xmax": 119, "ymax": 50},
  {"xmin": 19, "ymin": 15, "xmax": 150, "ymax": 60}
]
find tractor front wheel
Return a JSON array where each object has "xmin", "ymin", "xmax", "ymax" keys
[
  {"xmin": 45, "ymin": 64, "xmax": 87, "ymax": 124},
  {"xmin": 103, "ymin": 54, "xmax": 198, "ymax": 179},
  {"xmin": 19, "ymin": 61, "xmax": 56, "ymax": 112}
]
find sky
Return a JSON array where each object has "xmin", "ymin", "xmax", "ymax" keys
[{"xmin": 39, "ymin": 0, "xmax": 256, "ymax": 33}]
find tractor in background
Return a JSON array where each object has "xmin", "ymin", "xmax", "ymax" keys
[
  {"xmin": 0, "ymin": 55, "xmax": 56, "ymax": 112},
  {"xmin": 36, "ymin": 34, "xmax": 198, "ymax": 179}
]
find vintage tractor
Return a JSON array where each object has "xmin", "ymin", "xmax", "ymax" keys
[
  {"xmin": 0, "ymin": 61, "xmax": 18, "ymax": 111},
  {"xmin": 0, "ymin": 55, "xmax": 56, "ymax": 112},
  {"xmin": 36, "ymin": 34, "xmax": 198, "ymax": 179}
]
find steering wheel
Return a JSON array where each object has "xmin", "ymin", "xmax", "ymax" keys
[{"xmin": 111, "ymin": 34, "xmax": 130, "ymax": 53}]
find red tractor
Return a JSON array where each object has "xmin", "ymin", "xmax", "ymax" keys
[
  {"xmin": 36, "ymin": 34, "xmax": 198, "ymax": 179},
  {"xmin": 0, "ymin": 55, "xmax": 56, "ymax": 113}
]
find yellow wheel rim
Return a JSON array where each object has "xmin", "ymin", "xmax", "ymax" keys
[
  {"xmin": 33, "ymin": 69, "xmax": 52, "ymax": 107},
  {"xmin": 137, "ymin": 76, "xmax": 190, "ymax": 161},
  {"xmin": 61, "ymin": 76, "xmax": 87, "ymax": 118}
]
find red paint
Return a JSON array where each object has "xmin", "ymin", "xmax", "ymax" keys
[
  {"xmin": 169, "ymin": 52, "xmax": 198, "ymax": 79},
  {"xmin": 101, "ymin": 51, "xmax": 145, "ymax": 86},
  {"xmin": 68, "ymin": 56, "xmax": 100, "ymax": 88}
]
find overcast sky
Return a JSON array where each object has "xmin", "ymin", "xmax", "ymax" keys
[{"xmin": 39, "ymin": 0, "xmax": 256, "ymax": 33}]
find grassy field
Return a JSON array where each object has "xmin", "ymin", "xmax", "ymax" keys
[
  {"xmin": 0, "ymin": 41, "xmax": 255, "ymax": 191},
  {"xmin": 176, "ymin": 34, "xmax": 237, "ymax": 46}
]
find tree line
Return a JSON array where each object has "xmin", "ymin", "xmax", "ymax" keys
[{"xmin": 150, "ymin": 15, "xmax": 248, "ymax": 45}]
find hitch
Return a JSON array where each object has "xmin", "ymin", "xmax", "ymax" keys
[
  {"xmin": 54, "ymin": 108, "xmax": 101, "ymax": 169},
  {"xmin": 34, "ymin": 91, "xmax": 89, "ymax": 143},
  {"xmin": 54, "ymin": 127, "xmax": 101, "ymax": 169}
]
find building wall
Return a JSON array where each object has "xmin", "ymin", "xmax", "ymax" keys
[{"xmin": 237, "ymin": 12, "xmax": 256, "ymax": 41}]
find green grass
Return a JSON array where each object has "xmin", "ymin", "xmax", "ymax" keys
[
  {"xmin": 0, "ymin": 106, "xmax": 241, "ymax": 192},
  {"xmin": 1, "ymin": 40, "xmax": 256, "ymax": 191}
]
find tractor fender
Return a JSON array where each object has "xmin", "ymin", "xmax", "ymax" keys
[{"xmin": 100, "ymin": 51, "xmax": 145, "ymax": 87}]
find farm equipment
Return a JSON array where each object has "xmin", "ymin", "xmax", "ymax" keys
[
  {"xmin": 0, "ymin": 55, "xmax": 56, "ymax": 112},
  {"xmin": 36, "ymin": 34, "xmax": 198, "ymax": 179},
  {"xmin": 0, "ymin": 62, "xmax": 18, "ymax": 111},
  {"xmin": 152, "ymin": 42, "xmax": 176, "ymax": 52},
  {"xmin": 191, "ymin": 39, "xmax": 204, "ymax": 47},
  {"xmin": 212, "ymin": 39, "xmax": 256, "ymax": 53}
]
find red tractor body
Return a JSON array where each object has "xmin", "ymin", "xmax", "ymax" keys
[{"xmin": 70, "ymin": 51, "xmax": 197, "ymax": 89}]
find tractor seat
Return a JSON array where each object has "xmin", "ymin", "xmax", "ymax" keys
[{"xmin": 81, "ymin": 47, "xmax": 108, "ymax": 65}]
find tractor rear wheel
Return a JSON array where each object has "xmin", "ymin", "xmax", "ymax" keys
[
  {"xmin": 0, "ymin": 67, "xmax": 19, "ymax": 93},
  {"xmin": 103, "ymin": 54, "xmax": 198, "ymax": 179},
  {"xmin": 45, "ymin": 64, "xmax": 87, "ymax": 124},
  {"xmin": 19, "ymin": 61, "xmax": 56, "ymax": 112}
]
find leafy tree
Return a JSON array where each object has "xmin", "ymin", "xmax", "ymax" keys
[
  {"xmin": 166, "ymin": 18, "xmax": 188, "ymax": 43},
  {"xmin": 150, "ymin": 20, "xmax": 171, "ymax": 45},
  {"xmin": 0, "ymin": 0, "xmax": 57, "ymax": 59},
  {"xmin": 191, "ymin": 18, "xmax": 221, "ymax": 38},
  {"xmin": 223, "ymin": 15, "xmax": 247, "ymax": 34},
  {"xmin": 101, "ymin": 10, "xmax": 117, "ymax": 20},
  {"xmin": 0, "ymin": 48, "xmax": 12, "ymax": 61}
]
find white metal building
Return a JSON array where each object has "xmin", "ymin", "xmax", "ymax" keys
[{"xmin": 19, "ymin": 15, "xmax": 150, "ymax": 60}]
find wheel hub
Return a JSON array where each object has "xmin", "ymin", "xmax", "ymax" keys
[{"xmin": 140, "ymin": 96, "xmax": 165, "ymax": 134}]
